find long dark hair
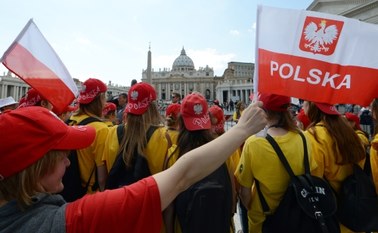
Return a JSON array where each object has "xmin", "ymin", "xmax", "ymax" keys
[
  {"xmin": 266, "ymin": 109, "xmax": 300, "ymax": 133},
  {"xmin": 306, "ymin": 102, "xmax": 365, "ymax": 164},
  {"xmin": 174, "ymin": 116, "xmax": 215, "ymax": 158}
]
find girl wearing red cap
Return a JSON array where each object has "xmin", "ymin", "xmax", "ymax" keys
[
  {"xmin": 303, "ymin": 101, "xmax": 365, "ymax": 233},
  {"xmin": 66, "ymin": 78, "xmax": 109, "ymax": 196},
  {"xmin": 102, "ymin": 102, "xmax": 117, "ymax": 126},
  {"xmin": 370, "ymin": 99, "xmax": 378, "ymax": 194},
  {"xmin": 235, "ymin": 94, "xmax": 318, "ymax": 233},
  {"xmin": 0, "ymin": 103, "xmax": 267, "ymax": 233},
  {"xmin": 163, "ymin": 93, "xmax": 234, "ymax": 233}
]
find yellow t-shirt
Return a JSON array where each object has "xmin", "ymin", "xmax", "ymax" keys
[
  {"xmin": 102, "ymin": 126, "xmax": 169, "ymax": 175},
  {"xmin": 305, "ymin": 123, "xmax": 366, "ymax": 233},
  {"xmin": 235, "ymin": 131, "xmax": 317, "ymax": 233},
  {"xmin": 356, "ymin": 129, "xmax": 370, "ymax": 149},
  {"xmin": 370, "ymin": 134, "xmax": 378, "ymax": 194},
  {"xmin": 70, "ymin": 114, "xmax": 109, "ymax": 193},
  {"xmin": 305, "ymin": 123, "xmax": 362, "ymax": 192}
]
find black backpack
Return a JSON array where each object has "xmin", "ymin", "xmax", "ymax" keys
[
  {"xmin": 175, "ymin": 163, "xmax": 233, "ymax": 233},
  {"xmin": 336, "ymin": 152, "xmax": 378, "ymax": 232},
  {"xmin": 255, "ymin": 133, "xmax": 340, "ymax": 233},
  {"xmin": 60, "ymin": 117, "xmax": 101, "ymax": 202},
  {"xmin": 105, "ymin": 125, "xmax": 158, "ymax": 189}
]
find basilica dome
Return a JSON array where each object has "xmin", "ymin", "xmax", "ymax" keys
[{"xmin": 172, "ymin": 47, "xmax": 195, "ymax": 71}]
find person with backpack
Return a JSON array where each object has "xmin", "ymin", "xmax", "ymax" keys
[
  {"xmin": 303, "ymin": 101, "xmax": 366, "ymax": 233},
  {"xmin": 370, "ymin": 98, "xmax": 378, "ymax": 194},
  {"xmin": 63, "ymin": 78, "xmax": 109, "ymax": 197},
  {"xmin": 0, "ymin": 101, "xmax": 267, "ymax": 233},
  {"xmin": 102, "ymin": 82, "xmax": 169, "ymax": 180},
  {"xmin": 235, "ymin": 93, "xmax": 319, "ymax": 233},
  {"xmin": 103, "ymin": 82, "xmax": 174, "ymax": 232},
  {"xmin": 161, "ymin": 93, "xmax": 233, "ymax": 233}
]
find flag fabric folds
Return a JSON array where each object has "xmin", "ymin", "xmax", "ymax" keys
[
  {"xmin": 255, "ymin": 5, "xmax": 378, "ymax": 106},
  {"xmin": 1, "ymin": 19, "xmax": 78, "ymax": 114}
]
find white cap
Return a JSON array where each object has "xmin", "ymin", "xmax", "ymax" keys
[{"xmin": 0, "ymin": 97, "xmax": 18, "ymax": 109}]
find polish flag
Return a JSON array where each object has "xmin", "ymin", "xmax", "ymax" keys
[
  {"xmin": 254, "ymin": 6, "xmax": 378, "ymax": 106},
  {"xmin": 1, "ymin": 19, "xmax": 78, "ymax": 114}
]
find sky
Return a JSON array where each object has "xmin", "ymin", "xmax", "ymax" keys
[{"xmin": 0, "ymin": 0, "xmax": 313, "ymax": 87}]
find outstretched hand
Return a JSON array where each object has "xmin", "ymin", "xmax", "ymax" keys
[{"xmin": 234, "ymin": 101, "xmax": 267, "ymax": 138}]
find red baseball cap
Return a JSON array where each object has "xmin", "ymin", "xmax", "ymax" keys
[
  {"xmin": 166, "ymin": 103, "xmax": 181, "ymax": 119},
  {"xmin": 126, "ymin": 82, "xmax": 156, "ymax": 115},
  {"xmin": 78, "ymin": 78, "xmax": 107, "ymax": 104},
  {"xmin": 314, "ymin": 102, "xmax": 340, "ymax": 115},
  {"xmin": 259, "ymin": 93, "xmax": 291, "ymax": 112},
  {"xmin": 102, "ymin": 102, "xmax": 117, "ymax": 116},
  {"xmin": 209, "ymin": 105, "xmax": 225, "ymax": 134},
  {"xmin": 181, "ymin": 93, "xmax": 211, "ymax": 131},
  {"xmin": 17, "ymin": 88, "xmax": 43, "ymax": 108},
  {"xmin": 345, "ymin": 112, "xmax": 361, "ymax": 130},
  {"xmin": 0, "ymin": 106, "xmax": 96, "ymax": 179},
  {"xmin": 209, "ymin": 105, "xmax": 225, "ymax": 125}
]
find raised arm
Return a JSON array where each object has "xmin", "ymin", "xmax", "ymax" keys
[{"xmin": 153, "ymin": 101, "xmax": 267, "ymax": 210}]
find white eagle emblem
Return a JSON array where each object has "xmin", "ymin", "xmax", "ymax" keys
[
  {"xmin": 80, "ymin": 84, "xmax": 87, "ymax": 93},
  {"xmin": 130, "ymin": 90, "xmax": 138, "ymax": 100},
  {"xmin": 193, "ymin": 104, "xmax": 203, "ymax": 115},
  {"xmin": 304, "ymin": 20, "xmax": 338, "ymax": 53}
]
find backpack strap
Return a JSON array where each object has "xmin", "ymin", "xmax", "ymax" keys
[
  {"xmin": 112, "ymin": 124, "xmax": 159, "ymax": 170},
  {"xmin": 255, "ymin": 179, "xmax": 271, "ymax": 214},
  {"xmin": 77, "ymin": 116, "xmax": 102, "ymax": 191},
  {"xmin": 255, "ymin": 132, "xmax": 309, "ymax": 214},
  {"xmin": 78, "ymin": 116, "xmax": 102, "ymax": 126},
  {"xmin": 116, "ymin": 124, "xmax": 158, "ymax": 145},
  {"xmin": 162, "ymin": 130, "xmax": 173, "ymax": 170}
]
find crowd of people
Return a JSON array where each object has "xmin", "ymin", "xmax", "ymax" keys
[{"xmin": 0, "ymin": 78, "xmax": 377, "ymax": 233}]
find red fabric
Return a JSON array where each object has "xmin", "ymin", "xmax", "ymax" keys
[
  {"xmin": 181, "ymin": 93, "xmax": 211, "ymax": 131},
  {"xmin": 65, "ymin": 177, "xmax": 162, "ymax": 233},
  {"xmin": 258, "ymin": 48, "xmax": 378, "ymax": 106},
  {"xmin": 126, "ymin": 82, "xmax": 156, "ymax": 115},
  {"xmin": 0, "ymin": 107, "xmax": 95, "ymax": 179},
  {"xmin": 78, "ymin": 78, "xmax": 107, "ymax": 104}
]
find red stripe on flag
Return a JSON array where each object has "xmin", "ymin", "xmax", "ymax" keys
[
  {"xmin": 2, "ymin": 43, "xmax": 75, "ymax": 114},
  {"xmin": 258, "ymin": 48, "xmax": 378, "ymax": 106}
]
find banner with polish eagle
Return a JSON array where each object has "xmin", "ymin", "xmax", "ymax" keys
[
  {"xmin": 1, "ymin": 19, "xmax": 78, "ymax": 114},
  {"xmin": 254, "ymin": 5, "xmax": 378, "ymax": 106}
]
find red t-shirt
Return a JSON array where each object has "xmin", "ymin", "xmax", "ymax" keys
[{"xmin": 65, "ymin": 177, "xmax": 162, "ymax": 233}]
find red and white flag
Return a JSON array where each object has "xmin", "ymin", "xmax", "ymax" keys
[
  {"xmin": 1, "ymin": 19, "xmax": 78, "ymax": 114},
  {"xmin": 255, "ymin": 6, "xmax": 378, "ymax": 106}
]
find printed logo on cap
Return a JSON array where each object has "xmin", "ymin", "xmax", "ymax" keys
[
  {"xmin": 131, "ymin": 90, "xmax": 138, "ymax": 100},
  {"xmin": 299, "ymin": 17, "xmax": 344, "ymax": 55},
  {"xmin": 194, "ymin": 104, "xmax": 203, "ymax": 115},
  {"xmin": 80, "ymin": 86, "xmax": 101, "ymax": 102}
]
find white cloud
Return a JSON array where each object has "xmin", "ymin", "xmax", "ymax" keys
[
  {"xmin": 76, "ymin": 37, "xmax": 92, "ymax": 46},
  {"xmin": 229, "ymin": 29, "xmax": 240, "ymax": 36},
  {"xmin": 248, "ymin": 22, "xmax": 256, "ymax": 33}
]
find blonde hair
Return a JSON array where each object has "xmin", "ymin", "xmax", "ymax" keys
[
  {"xmin": 0, "ymin": 151, "xmax": 64, "ymax": 209},
  {"xmin": 76, "ymin": 93, "xmax": 105, "ymax": 117},
  {"xmin": 120, "ymin": 101, "xmax": 163, "ymax": 168}
]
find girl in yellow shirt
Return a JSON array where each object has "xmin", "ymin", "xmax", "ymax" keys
[{"xmin": 303, "ymin": 101, "xmax": 365, "ymax": 233}]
